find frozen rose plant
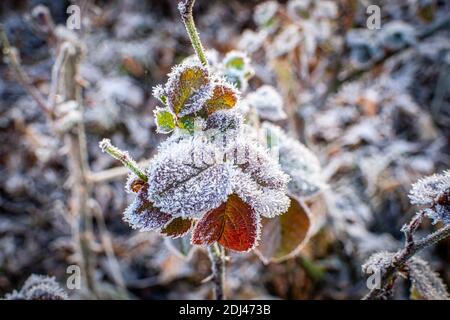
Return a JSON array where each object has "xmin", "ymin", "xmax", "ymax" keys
[{"xmin": 99, "ymin": 0, "xmax": 324, "ymax": 299}]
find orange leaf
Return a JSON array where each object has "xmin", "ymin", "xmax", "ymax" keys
[
  {"xmin": 205, "ymin": 83, "xmax": 238, "ymax": 114},
  {"xmin": 161, "ymin": 217, "xmax": 193, "ymax": 238},
  {"xmin": 191, "ymin": 194, "xmax": 259, "ymax": 252},
  {"xmin": 255, "ymin": 196, "xmax": 311, "ymax": 264}
]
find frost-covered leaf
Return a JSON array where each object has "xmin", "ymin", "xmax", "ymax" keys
[
  {"xmin": 147, "ymin": 138, "xmax": 233, "ymax": 218},
  {"xmin": 124, "ymin": 183, "xmax": 173, "ymax": 231},
  {"xmin": 6, "ymin": 275, "xmax": 67, "ymax": 300},
  {"xmin": 262, "ymin": 122, "xmax": 324, "ymax": 199},
  {"xmin": 164, "ymin": 236, "xmax": 196, "ymax": 260},
  {"xmin": 407, "ymin": 257, "xmax": 449, "ymax": 300},
  {"xmin": 246, "ymin": 85, "xmax": 286, "ymax": 121},
  {"xmin": 203, "ymin": 110, "xmax": 243, "ymax": 145},
  {"xmin": 161, "ymin": 217, "xmax": 194, "ymax": 239},
  {"xmin": 221, "ymin": 51, "xmax": 254, "ymax": 91},
  {"xmin": 408, "ymin": 170, "xmax": 450, "ymax": 225},
  {"xmin": 204, "ymin": 82, "xmax": 239, "ymax": 115},
  {"xmin": 229, "ymin": 141, "xmax": 291, "ymax": 218},
  {"xmin": 223, "ymin": 51, "xmax": 248, "ymax": 71},
  {"xmin": 255, "ymin": 196, "xmax": 311, "ymax": 264},
  {"xmin": 191, "ymin": 194, "xmax": 260, "ymax": 252},
  {"xmin": 204, "ymin": 110, "xmax": 242, "ymax": 133},
  {"xmin": 362, "ymin": 251, "xmax": 395, "ymax": 275},
  {"xmin": 154, "ymin": 107, "xmax": 175, "ymax": 134},
  {"xmin": 165, "ymin": 61, "xmax": 211, "ymax": 117}
]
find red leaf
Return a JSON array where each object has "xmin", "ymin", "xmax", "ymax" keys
[
  {"xmin": 191, "ymin": 194, "xmax": 259, "ymax": 252},
  {"xmin": 161, "ymin": 217, "xmax": 193, "ymax": 238}
]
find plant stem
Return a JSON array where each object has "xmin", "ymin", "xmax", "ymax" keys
[
  {"xmin": 178, "ymin": 0, "xmax": 209, "ymax": 67},
  {"xmin": 208, "ymin": 243, "xmax": 226, "ymax": 300},
  {"xmin": 99, "ymin": 138, "xmax": 148, "ymax": 182},
  {"xmin": 364, "ymin": 223, "xmax": 450, "ymax": 300}
]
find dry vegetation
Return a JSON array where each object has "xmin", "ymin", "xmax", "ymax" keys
[{"xmin": 0, "ymin": 0, "xmax": 449, "ymax": 300}]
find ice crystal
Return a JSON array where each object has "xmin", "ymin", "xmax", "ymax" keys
[
  {"xmin": 262, "ymin": 122, "xmax": 324, "ymax": 199},
  {"xmin": 409, "ymin": 170, "xmax": 450, "ymax": 225},
  {"xmin": 246, "ymin": 85, "xmax": 287, "ymax": 121},
  {"xmin": 6, "ymin": 275, "xmax": 67, "ymax": 300}
]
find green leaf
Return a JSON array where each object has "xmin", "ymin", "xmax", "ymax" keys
[
  {"xmin": 225, "ymin": 56, "xmax": 245, "ymax": 71},
  {"xmin": 154, "ymin": 108, "xmax": 175, "ymax": 134}
]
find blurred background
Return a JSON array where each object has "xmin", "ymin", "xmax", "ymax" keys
[{"xmin": 0, "ymin": 0, "xmax": 449, "ymax": 299}]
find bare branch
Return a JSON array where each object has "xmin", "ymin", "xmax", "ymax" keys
[{"xmin": 364, "ymin": 223, "xmax": 450, "ymax": 300}]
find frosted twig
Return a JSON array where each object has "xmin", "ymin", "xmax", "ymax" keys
[
  {"xmin": 99, "ymin": 139, "xmax": 148, "ymax": 182},
  {"xmin": 364, "ymin": 221, "xmax": 450, "ymax": 300}
]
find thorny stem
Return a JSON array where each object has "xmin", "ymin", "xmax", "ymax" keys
[
  {"xmin": 99, "ymin": 139, "xmax": 148, "ymax": 182},
  {"xmin": 178, "ymin": 0, "xmax": 209, "ymax": 67},
  {"xmin": 0, "ymin": 24, "xmax": 52, "ymax": 117},
  {"xmin": 208, "ymin": 243, "xmax": 226, "ymax": 300},
  {"xmin": 364, "ymin": 221, "xmax": 450, "ymax": 300}
]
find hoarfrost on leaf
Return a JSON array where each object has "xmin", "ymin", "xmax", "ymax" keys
[
  {"xmin": 407, "ymin": 257, "xmax": 449, "ymax": 300},
  {"xmin": 262, "ymin": 122, "xmax": 325, "ymax": 199},
  {"xmin": 164, "ymin": 60, "xmax": 212, "ymax": 117},
  {"xmin": 123, "ymin": 183, "xmax": 173, "ymax": 231},
  {"xmin": 408, "ymin": 170, "xmax": 450, "ymax": 225},
  {"xmin": 362, "ymin": 251, "xmax": 395, "ymax": 275},
  {"xmin": 147, "ymin": 137, "xmax": 234, "ymax": 218},
  {"xmin": 6, "ymin": 274, "xmax": 67, "ymax": 300},
  {"xmin": 229, "ymin": 141, "xmax": 291, "ymax": 218},
  {"xmin": 246, "ymin": 85, "xmax": 287, "ymax": 121}
]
